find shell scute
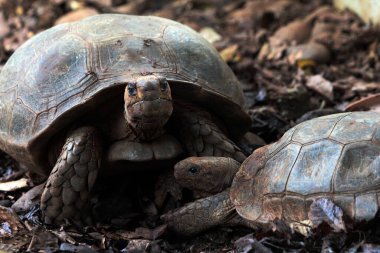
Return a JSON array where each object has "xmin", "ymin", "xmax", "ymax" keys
[
  {"xmin": 282, "ymin": 195, "xmax": 307, "ymax": 221},
  {"xmin": 266, "ymin": 126, "xmax": 296, "ymax": 156},
  {"xmin": 262, "ymin": 196, "xmax": 282, "ymax": 222},
  {"xmin": 372, "ymin": 127, "xmax": 380, "ymax": 144},
  {"xmin": 292, "ymin": 115, "xmax": 344, "ymax": 144},
  {"xmin": 355, "ymin": 193, "xmax": 378, "ymax": 221},
  {"xmin": 286, "ymin": 139, "xmax": 343, "ymax": 195},
  {"xmin": 94, "ymin": 35, "xmax": 176, "ymax": 77},
  {"xmin": 263, "ymin": 143, "xmax": 301, "ymax": 194},
  {"xmin": 330, "ymin": 112, "xmax": 380, "ymax": 144},
  {"xmin": 334, "ymin": 142, "xmax": 380, "ymax": 192}
]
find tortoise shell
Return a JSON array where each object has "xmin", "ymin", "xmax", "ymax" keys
[
  {"xmin": 0, "ymin": 14, "xmax": 250, "ymax": 175},
  {"xmin": 231, "ymin": 111, "xmax": 380, "ymax": 224}
]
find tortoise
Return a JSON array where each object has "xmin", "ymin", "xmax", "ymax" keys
[
  {"xmin": 162, "ymin": 111, "xmax": 380, "ymax": 235},
  {"xmin": 0, "ymin": 14, "xmax": 251, "ymax": 224}
]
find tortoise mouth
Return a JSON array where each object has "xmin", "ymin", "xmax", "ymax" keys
[
  {"xmin": 130, "ymin": 97, "xmax": 171, "ymax": 106},
  {"xmin": 125, "ymin": 98, "xmax": 173, "ymax": 129}
]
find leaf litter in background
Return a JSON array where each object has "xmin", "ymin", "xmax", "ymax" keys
[
  {"xmin": 234, "ymin": 233, "xmax": 272, "ymax": 253},
  {"xmin": 1, "ymin": 0, "xmax": 380, "ymax": 252},
  {"xmin": 0, "ymin": 178, "xmax": 28, "ymax": 192},
  {"xmin": 345, "ymin": 93, "xmax": 380, "ymax": 112},
  {"xmin": 305, "ymin": 74, "xmax": 334, "ymax": 102}
]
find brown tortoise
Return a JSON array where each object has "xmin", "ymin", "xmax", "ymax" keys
[
  {"xmin": 0, "ymin": 14, "xmax": 250, "ymax": 224},
  {"xmin": 162, "ymin": 111, "xmax": 380, "ymax": 235}
]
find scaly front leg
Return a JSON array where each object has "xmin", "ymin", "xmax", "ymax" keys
[
  {"xmin": 40, "ymin": 126, "xmax": 102, "ymax": 224},
  {"xmin": 173, "ymin": 103, "xmax": 246, "ymax": 163}
]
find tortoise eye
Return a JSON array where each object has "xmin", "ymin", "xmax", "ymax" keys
[
  {"xmin": 160, "ymin": 79, "xmax": 168, "ymax": 91},
  {"xmin": 188, "ymin": 166, "xmax": 199, "ymax": 175},
  {"xmin": 127, "ymin": 82, "xmax": 137, "ymax": 96}
]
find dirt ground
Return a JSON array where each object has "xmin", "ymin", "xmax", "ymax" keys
[{"xmin": 1, "ymin": 0, "xmax": 380, "ymax": 252}]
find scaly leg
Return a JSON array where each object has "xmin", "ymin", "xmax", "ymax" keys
[
  {"xmin": 161, "ymin": 189, "xmax": 258, "ymax": 236},
  {"xmin": 40, "ymin": 126, "xmax": 102, "ymax": 224},
  {"xmin": 161, "ymin": 189, "xmax": 237, "ymax": 236},
  {"xmin": 173, "ymin": 104, "xmax": 246, "ymax": 163}
]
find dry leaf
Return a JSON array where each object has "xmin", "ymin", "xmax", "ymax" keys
[
  {"xmin": 115, "ymin": 225, "xmax": 167, "ymax": 240},
  {"xmin": 287, "ymin": 42, "xmax": 330, "ymax": 65},
  {"xmin": 220, "ymin": 44, "xmax": 240, "ymax": 62},
  {"xmin": 272, "ymin": 19, "xmax": 313, "ymax": 45},
  {"xmin": 124, "ymin": 239, "xmax": 161, "ymax": 253},
  {"xmin": 133, "ymin": 225, "xmax": 167, "ymax": 240},
  {"xmin": 60, "ymin": 242, "xmax": 98, "ymax": 253},
  {"xmin": 345, "ymin": 94, "xmax": 380, "ymax": 112},
  {"xmin": 305, "ymin": 75, "xmax": 334, "ymax": 101},
  {"xmin": 308, "ymin": 198, "xmax": 346, "ymax": 232},
  {"xmin": 0, "ymin": 178, "xmax": 28, "ymax": 192},
  {"xmin": 352, "ymin": 81, "xmax": 380, "ymax": 92},
  {"xmin": 27, "ymin": 227, "xmax": 58, "ymax": 252},
  {"xmin": 234, "ymin": 234, "xmax": 272, "ymax": 253},
  {"xmin": 199, "ymin": 27, "xmax": 222, "ymax": 44},
  {"xmin": 0, "ymin": 206, "xmax": 25, "ymax": 238},
  {"xmin": 55, "ymin": 7, "xmax": 99, "ymax": 25}
]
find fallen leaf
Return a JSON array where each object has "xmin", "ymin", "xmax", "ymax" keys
[
  {"xmin": 289, "ymin": 220, "xmax": 312, "ymax": 237},
  {"xmin": 345, "ymin": 94, "xmax": 380, "ymax": 112},
  {"xmin": 220, "ymin": 44, "xmax": 240, "ymax": 62},
  {"xmin": 60, "ymin": 242, "xmax": 98, "ymax": 253},
  {"xmin": 124, "ymin": 239, "xmax": 161, "ymax": 253},
  {"xmin": 287, "ymin": 42, "xmax": 330, "ymax": 66},
  {"xmin": 68, "ymin": 0, "xmax": 85, "ymax": 11},
  {"xmin": 199, "ymin": 27, "xmax": 222, "ymax": 44},
  {"xmin": 27, "ymin": 227, "xmax": 58, "ymax": 252},
  {"xmin": 87, "ymin": 0, "xmax": 113, "ymax": 8},
  {"xmin": 272, "ymin": 19, "xmax": 313, "ymax": 45},
  {"xmin": 0, "ymin": 178, "xmax": 28, "ymax": 192},
  {"xmin": 55, "ymin": 7, "xmax": 99, "ymax": 25},
  {"xmin": 234, "ymin": 233, "xmax": 272, "ymax": 253},
  {"xmin": 0, "ymin": 206, "xmax": 25, "ymax": 238},
  {"xmin": 133, "ymin": 225, "xmax": 167, "ymax": 240},
  {"xmin": 49, "ymin": 229, "xmax": 77, "ymax": 245},
  {"xmin": 352, "ymin": 81, "xmax": 380, "ymax": 92},
  {"xmin": 0, "ymin": 13, "xmax": 9, "ymax": 38},
  {"xmin": 308, "ymin": 198, "xmax": 346, "ymax": 232},
  {"xmin": 305, "ymin": 75, "xmax": 334, "ymax": 102},
  {"xmin": 114, "ymin": 225, "xmax": 167, "ymax": 241}
]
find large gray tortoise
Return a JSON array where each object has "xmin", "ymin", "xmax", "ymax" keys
[
  {"xmin": 162, "ymin": 111, "xmax": 380, "ymax": 235},
  {"xmin": 0, "ymin": 14, "xmax": 250, "ymax": 224}
]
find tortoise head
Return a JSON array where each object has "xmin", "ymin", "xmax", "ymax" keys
[
  {"xmin": 174, "ymin": 157, "xmax": 240, "ymax": 194},
  {"xmin": 124, "ymin": 75, "xmax": 173, "ymax": 133}
]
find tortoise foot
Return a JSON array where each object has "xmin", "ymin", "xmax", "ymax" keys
[{"xmin": 40, "ymin": 126, "xmax": 102, "ymax": 224}]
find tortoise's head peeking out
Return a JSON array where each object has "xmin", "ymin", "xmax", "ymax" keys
[{"xmin": 124, "ymin": 75, "xmax": 173, "ymax": 133}]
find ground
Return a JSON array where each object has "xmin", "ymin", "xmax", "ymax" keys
[{"xmin": 1, "ymin": 0, "xmax": 380, "ymax": 252}]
